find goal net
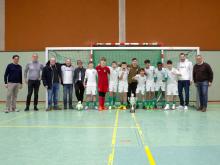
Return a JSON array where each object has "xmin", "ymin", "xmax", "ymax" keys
[{"xmin": 45, "ymin": 47, "xmax": 200, "ymax": 108}]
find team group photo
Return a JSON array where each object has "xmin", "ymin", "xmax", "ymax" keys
[{"xmin": 0, "ymin": 0, "xmax": 219, "ymax": 165}]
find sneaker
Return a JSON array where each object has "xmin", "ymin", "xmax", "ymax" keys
[
  {"xmin": 53, "ymin": 106, "xmax": 61, "ymax": 110},
  {"xmin": 177, "ymin": 105, "xmax": 184, "ymax": 110},
  {"xmin": 201, "ymin": 107, "xmax": 207, "ymax": 112},
  {"xmin": 11, "ymin": 109, "xmax": 19, "ymax": 112},
  {"xmin": 5, "ymin": 109, "xmax": 9, "ymax": 113},
  {"xmin": 69, "ymin": 106, "xmax": 74, "ymax": 110},
  {"xmin": 111, "ymin": 105, "xmax": 116, "ymax": 109},
  {"xmin": 118, "ymin": 105, "xmax": 124, "ymax": 110},
  {"xmin": 171, "ymin": 104, "xmax": 176, "ymax": 110},
  {"xmin": 103, "ymin": 106, "xmax": 108, "ymax": 110},
  {"xmin": 164, "ymin": 104, "xmax": 170, "ymax": 110},
  {"xmin": 46, "ymin": 107, "xmax": 52, "ymax": 111},
  {"xmin": 108, "ymin": 106, "xmax": 112, "ymax": 110},
  {"xmin": 98, "ymin": 106, "xmax": 104, "ymax": 111},
  {"xmin": 197, "ymin": 106, "xmax": 203, "ymax": 111},
  {"xmin": 34, "ymin": 106, "xmax": 39, "ymax": 111},
  {"xmin": 85, "ymin": 106, "xmax": 89, "ymax": 110},
  {"xmin": 184, "ymin": 106, "xmax": 188, "ymax": 110},
  {"xmin": 94, "ymin": 106, "xmax": 98, "ymax": 110},
  {"xmin": 24, "ymin": 106, "xmax": 29, "ymax": 111},
  {"xmin": 122, "ymin": 105, "xmax": 127, "ymax": 110}
]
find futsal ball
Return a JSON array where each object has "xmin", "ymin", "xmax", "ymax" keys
[{"xmin": 76, "ymin": 101, "xmax": 83, "ymax": 111}]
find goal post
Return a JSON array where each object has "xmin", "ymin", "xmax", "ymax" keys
[{"xmin": 45, "ymin": 46, "xmax": 200, "ymax": 108}]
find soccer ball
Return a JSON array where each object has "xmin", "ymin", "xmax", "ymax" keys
[{"xmin": 76, "ymin": 101, "xmax": 83, "ymax": 111}]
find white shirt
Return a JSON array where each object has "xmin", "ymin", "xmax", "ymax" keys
[
  {"xmin": 118, "ymin": 68, "xmax": 129, "ymax": 84},
  {"xmin": 109, "ymin": 66, "xmax": 119, "ymax": 84},
  {"xmin": 61, "ymin": 65, "xmax": 74, "ymax": 84},
  {"xmin": 134, "ymin": 74, "xmax": 146, "ymax": 87},
  {"xmin": 145, "ymin": 66, "xmax": 155, "ymax": 81},
  {"xmin": 166, "ymin": 68, "xmax": 180, "ymax": 85},
  {"xmin": 154, "ymin": 68, "xmax": 166, "ymax": 82},
  {"xmin": 177, "ymin": 60, "xmax": 193, "ymax": 81},
  {"xmin": 85, "ymin": 68, "xmax": 97, "ymax": 87}
]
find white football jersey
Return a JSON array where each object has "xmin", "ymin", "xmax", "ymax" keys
[
  {"xmin": 109, "ymin": 66, "xmax": 119, "ymax": 84},
  {"xmin": 145, "ymin": 66, "xmax": 155, "ymax": 81},
  {"xmin": 166, "ymin": 68, "xmax": 180, "ymax": 85},
  {"xmin": 154, "ymin": 68, "xmax": 166, "ymax": 82},
  {"xmin": 134, "ymin": 74, "xmax": 146, "ymax": 87},
  {"xmin": 118, "ymin": 68, "xmax": 129, "ymax": 83},
  {"xmin": 85, "ymin": 68, "xmax": 97, "ymax": 87}
]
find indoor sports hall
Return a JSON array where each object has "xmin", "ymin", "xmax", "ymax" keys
[{"xmin": 0, "ymin": 0, "xmax": 220, "ymax": 165}]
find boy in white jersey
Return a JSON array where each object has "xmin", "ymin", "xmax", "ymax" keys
[
  {"xmin": 118, "ymin": 62, "xmax": 129, "ymax": 110},
  {"xmin": 154, "ymin": 62, "xmax": 167, "ymax": 107},
  {"xmin": 132, "ymin": 68, "xmax": 146, "ymax": 109},
  {"xmin": 84, "ymin": 62, "xmax": 98, "ymax": 110},
  {"xmin": 144, "ymin": 59, "xmax": 156, "ymax": 109},
  {"xmin": 108, "ymin": 61, "xmax": 119, "ymax": 109},
  {"xmin": 164, "ymin": 60, "xmax": 181, "ymax": 110}
]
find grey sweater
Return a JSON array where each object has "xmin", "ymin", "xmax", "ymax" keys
[{"xmin": 24, "ymin": 61, "xmax": 44, "ymax": 80}]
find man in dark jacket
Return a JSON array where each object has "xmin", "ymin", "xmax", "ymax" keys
[
  {"xmin": 193, "ymin": 55, "xmax": 213, "ymax": 112},
  {"xmin": 42, "ymin": 57, "xmax": 62, "ymax": 111},
  {"xmin": 73, "ymin": 60, "xmax": 86, "ymax": 103}
]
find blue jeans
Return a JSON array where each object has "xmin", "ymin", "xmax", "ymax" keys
[
  {"xmin": 63, "ymin": 84, "xmax": 73, "ymax": 108},
  {"xmin": 197, "ymin": 81, "xmax": 209, "ymax": 108},
  {"xmin": 48, "ymin": 83, "xmax": 60, "ymax": 108},
  {"xmin": 178, "ymin": 80, "xmax": 190, "ymax": 106}
]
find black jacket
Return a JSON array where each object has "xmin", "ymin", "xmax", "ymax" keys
[
  {"xmin": 193, "ymin": 62, "xmax": 213, "ymax": 83},
  {"xmin": 73, "ymin": 67, "xmax": 86, "ymax": 84},
  {"xmin": 42, "ymin": 61, "xmax": 62, "ymax": 89}
]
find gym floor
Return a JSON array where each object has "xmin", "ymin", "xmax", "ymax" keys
[{"xmin": 0, "ymin": 103, "xmax": 220, "ymax": 165}]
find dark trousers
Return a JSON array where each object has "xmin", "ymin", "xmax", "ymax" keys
[
  {"xmin": 75, "ymin": 81, "xmax": 85, "ymax": 102},
  {"xmin": 26, "ymin": 80, "xmax": 40, "ymax": 106},
  {"xmin": 63, "ymin": 84, "xmax": 73, "ymax": 108},
  {"xmin": 197, "ymin": 81, "xmax": 209, "ymax": 108},
  {"xmin": 178, "ymin": 80, "xmax": 190, "ymax": 106},
  {"xmin": 127, "ymin": 82, "xmax": 138, "ymax": 105}
]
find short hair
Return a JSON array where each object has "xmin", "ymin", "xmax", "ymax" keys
[
  {"xmin": 77, "ymin": 60, "xmax": 82, "ymax": 64},
  {"xmin": 144, "ymin": 59, "xmax": 150, "ymax": 64},
  {"xmin": 112, "ymin": 61, "xmax": 117, "ymax": 64},
  {"xmin": 139, "ymin": 68, "xmax": 145, "ymax": 72},
  {"xmin": 179, "ymin": 53, "xmax": 186, "ymax": 56},
  {"xmin": 32, "ymin": 53, "xmax": 38, "ymax": 56},
  {"xmin": 167, "ymin": 60, "xmax": 173, "ymax": 64},
  {"xmin": 157, "ymin": 61, "xmax": 162, "ymax": 65},
  {"xmin": 121, "ymin": 62, "xmax": 127, "ymax": 65},
  {"xmin": 100, "ymin": 57, "xmax": 106, "ymax": 61},
  {"xmin": 65, "ymin": 58, "xmax": 71, "ymax": 61},
  {"xmin": 12, "ymin": 55, "xmax": 19, "ymax": 59},
  {"xmin": 132, "ymin": 58, "xmax": 137, "ymax": 61},
  {"xmin": 88, "ymin": 61, "xmax": 93, "ymax": 65}
]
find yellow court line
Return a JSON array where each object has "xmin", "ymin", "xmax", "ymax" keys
[
  {"xmin": 132, "ymin": 114, "xmax": 156, "ymax": 165},
  {"xmin": 0, "ymin": 112, "xmax": 34, "ymax": 124},
  {"xmin": 108, "ymin": 110, "xmax": 119, "ymax": 165},
  {"xmin": 0, "ymin": 125, "xmax": 136, "ymax": 129}
]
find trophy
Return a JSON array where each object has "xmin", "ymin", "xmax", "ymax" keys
[{"xmin": 128, "ymin": 93, "xmax": 137, "ymax": 113}]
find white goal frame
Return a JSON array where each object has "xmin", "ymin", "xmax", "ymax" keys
[{"xmin": 45, "ymin": 46, "xmax": 200, "ymax": 108}]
